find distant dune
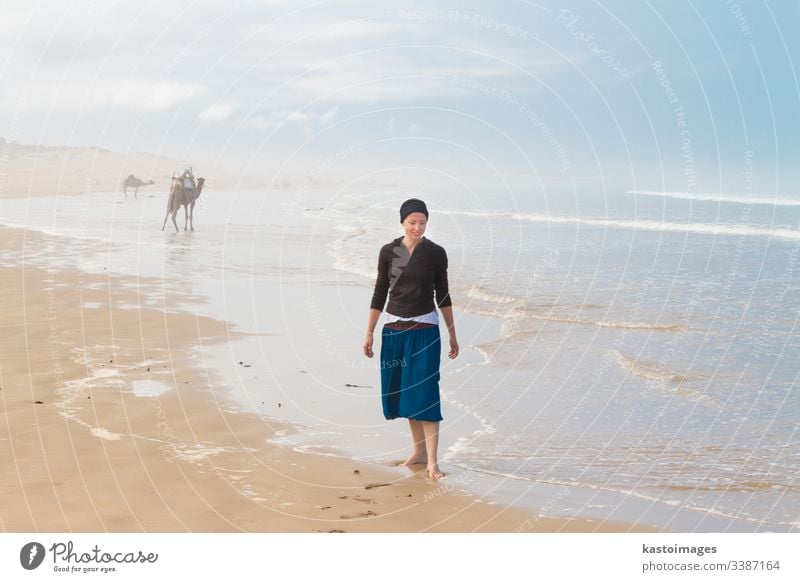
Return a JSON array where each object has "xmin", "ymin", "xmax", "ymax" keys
[{"xmin": 0, "ymin": 139, "xmax": 264, "ymax": 197}]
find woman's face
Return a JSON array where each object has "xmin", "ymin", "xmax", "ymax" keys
[{"xmin": 402, "ymin": 212, "xmax": 427, "ymax": 241}]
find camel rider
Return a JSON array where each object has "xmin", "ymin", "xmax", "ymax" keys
[{"xmin": 181, "ymin": 169, "xmax": 196, "ymax": 191}]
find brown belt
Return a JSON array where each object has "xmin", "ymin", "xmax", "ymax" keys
[{"xmin": 384, "ymin": 321, "xmax": 437, "ymax": 330}]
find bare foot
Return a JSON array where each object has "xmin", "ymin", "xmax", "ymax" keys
[
  {"xmin": 402, "ymin": 454, "xmax": 427, "ymax": 466},
  {"xmin": 427, "ymin": 464, "xmax": 445, "ymax": 480}
]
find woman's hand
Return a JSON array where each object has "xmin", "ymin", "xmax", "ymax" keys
[
  {"xmin": 363, "ymin": 333, "xmax": 374, "ymax": 358},
  {"xmin": 440, "ymin": 307, "xmax": 459, "ymax": 359},
  {"xmin": 448, "ymin": 335, "xmax": 459, "ymax": 359}
]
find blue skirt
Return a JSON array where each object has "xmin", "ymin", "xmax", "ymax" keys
[{"xmin": 380, "ymin": 325, "xmax": 443, "ymax": 421}]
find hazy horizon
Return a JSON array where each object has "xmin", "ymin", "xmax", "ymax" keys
[{"xmin": 2, "ymin": 1, "xmax": 799, "ymax": 197}]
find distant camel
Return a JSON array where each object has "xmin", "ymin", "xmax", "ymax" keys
[
  {"xmin": 122, "ymin": 175, "xmax": 155, "ymax": 198},
  {"xmin": 162, "ymin": 176, "xmax": 205, "ymax": 232}
]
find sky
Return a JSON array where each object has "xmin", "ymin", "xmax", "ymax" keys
[{"xmin": 1, "ymin": 0, "xmax": 799, "ymax": 195}]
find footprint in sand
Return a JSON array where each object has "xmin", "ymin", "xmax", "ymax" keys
[
  {"xmin": 339, "ymin": 510, "xmax": 377, "ymax": 519},
  {"xmin": 353, "ymin": 496, "xmax": 376, "ymax": 504}
]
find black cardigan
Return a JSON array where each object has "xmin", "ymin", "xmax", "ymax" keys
[{"xmin": 370, "ymin": 237, "xmax": 452, "ymax": 318}]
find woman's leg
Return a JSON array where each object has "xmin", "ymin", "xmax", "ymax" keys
[
  {"xmin": 403, "ymin": 419, "xmax": 427, "ymax": 466},
  {"xmin": 421, "ymin": 421, "xmax": 444, "ymax": 480}
]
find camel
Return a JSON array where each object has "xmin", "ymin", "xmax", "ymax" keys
[
  {"xmin": 121, "ymin": 175, "xmax": 155, "ymax": 198},
  {"xmin": 162, "ymin": 175, "xmax": 205, "ymax": 232}
]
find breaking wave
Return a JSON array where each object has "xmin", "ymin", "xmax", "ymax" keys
[
  {"xmin": 435, "ymin": 208, "xmax": 800, "ymax": 241},
  {"xmin": 510, "ymin": 213, "xmax": 800, "ymax": 242},
  {"xmin": 628, "ymin": 190, "xmax": 800, "ymax": 207}
]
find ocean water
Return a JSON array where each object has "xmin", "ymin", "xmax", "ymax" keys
[
  {"xmin": 1, "ymin": 184, "xmax": 797, "ymax": 531},
  {"xmin": 330, "ymin": 186, "xmax": 800, "ymax": 531}
]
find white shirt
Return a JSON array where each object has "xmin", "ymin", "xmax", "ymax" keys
[{"xmin": 384, "ymin": 309, "xmax": 439, "ymax": 325}]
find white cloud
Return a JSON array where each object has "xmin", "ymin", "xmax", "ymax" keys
[
  {"xmin": 242, "ymin": 116, "xmax": 275, "ymax": 131},
  {"xmin": 199, "ymin": 103, "xmax": 235, "ymax": 122},
  {"xmin": 2, "ymin": 1, "xmax": 564, "ymax": 118},
  {"xmin": 242, "ymin": 110, "xmax": 307, "ymax": 132},
  {"xmin": 123, "ymin": 81, "xmax": 205, "ymax": 111},
  {"xmin": 242, "ymin": 107, "xmax": 342, "ymax": 134},
  {"xmin": 0, "ymin": 77, "xmax": 206, "ymax": 113},
  {"xmin": 286, "ymin": 110, "xmax": 311, "ymax": 123},
  {"xmin": 0, "ymin": 0, "xmax": 572, "ymax": 157},
  {"xmin": 320, "ymin": 106, "xmax": 339, "ymax": 124}
]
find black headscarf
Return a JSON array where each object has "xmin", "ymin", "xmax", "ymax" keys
[{"xmin": 399, "ymin": 198, "xmax": 429, "ymax": 223}]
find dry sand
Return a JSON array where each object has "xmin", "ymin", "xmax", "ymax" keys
[{"xmin": 0, "ymin": 143, "xmax": 649, "ymax": 532}]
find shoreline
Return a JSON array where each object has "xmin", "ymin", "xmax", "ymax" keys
[
  {"xmin": 1, "ymin": 176, "xmax": 790, "ymax": 531},
  {"xmin": 0, "ymin": 223, "xmax": 647, "ymax": 532}
]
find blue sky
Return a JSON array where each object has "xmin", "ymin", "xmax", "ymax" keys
[{"xmin": 1, "ymin": 0, "xmax": 798, "ymax": 195}]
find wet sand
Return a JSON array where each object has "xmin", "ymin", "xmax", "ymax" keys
[{"xmin": 0, "ymin": 143, "xmax": 649, "ymax": 532}]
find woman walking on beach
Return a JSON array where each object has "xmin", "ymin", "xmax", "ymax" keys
[{"xmin": 363, "ymin": 198, "xmax": 459, "ymax": 480}]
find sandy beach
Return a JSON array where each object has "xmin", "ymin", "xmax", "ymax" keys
[
  {"xmin": 4, "ymin": 7, "xmax": 800, "ymax": 580},
  {"xmin": 0, "ymin": 142, "xmax": 646, "ymax": 533}
]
